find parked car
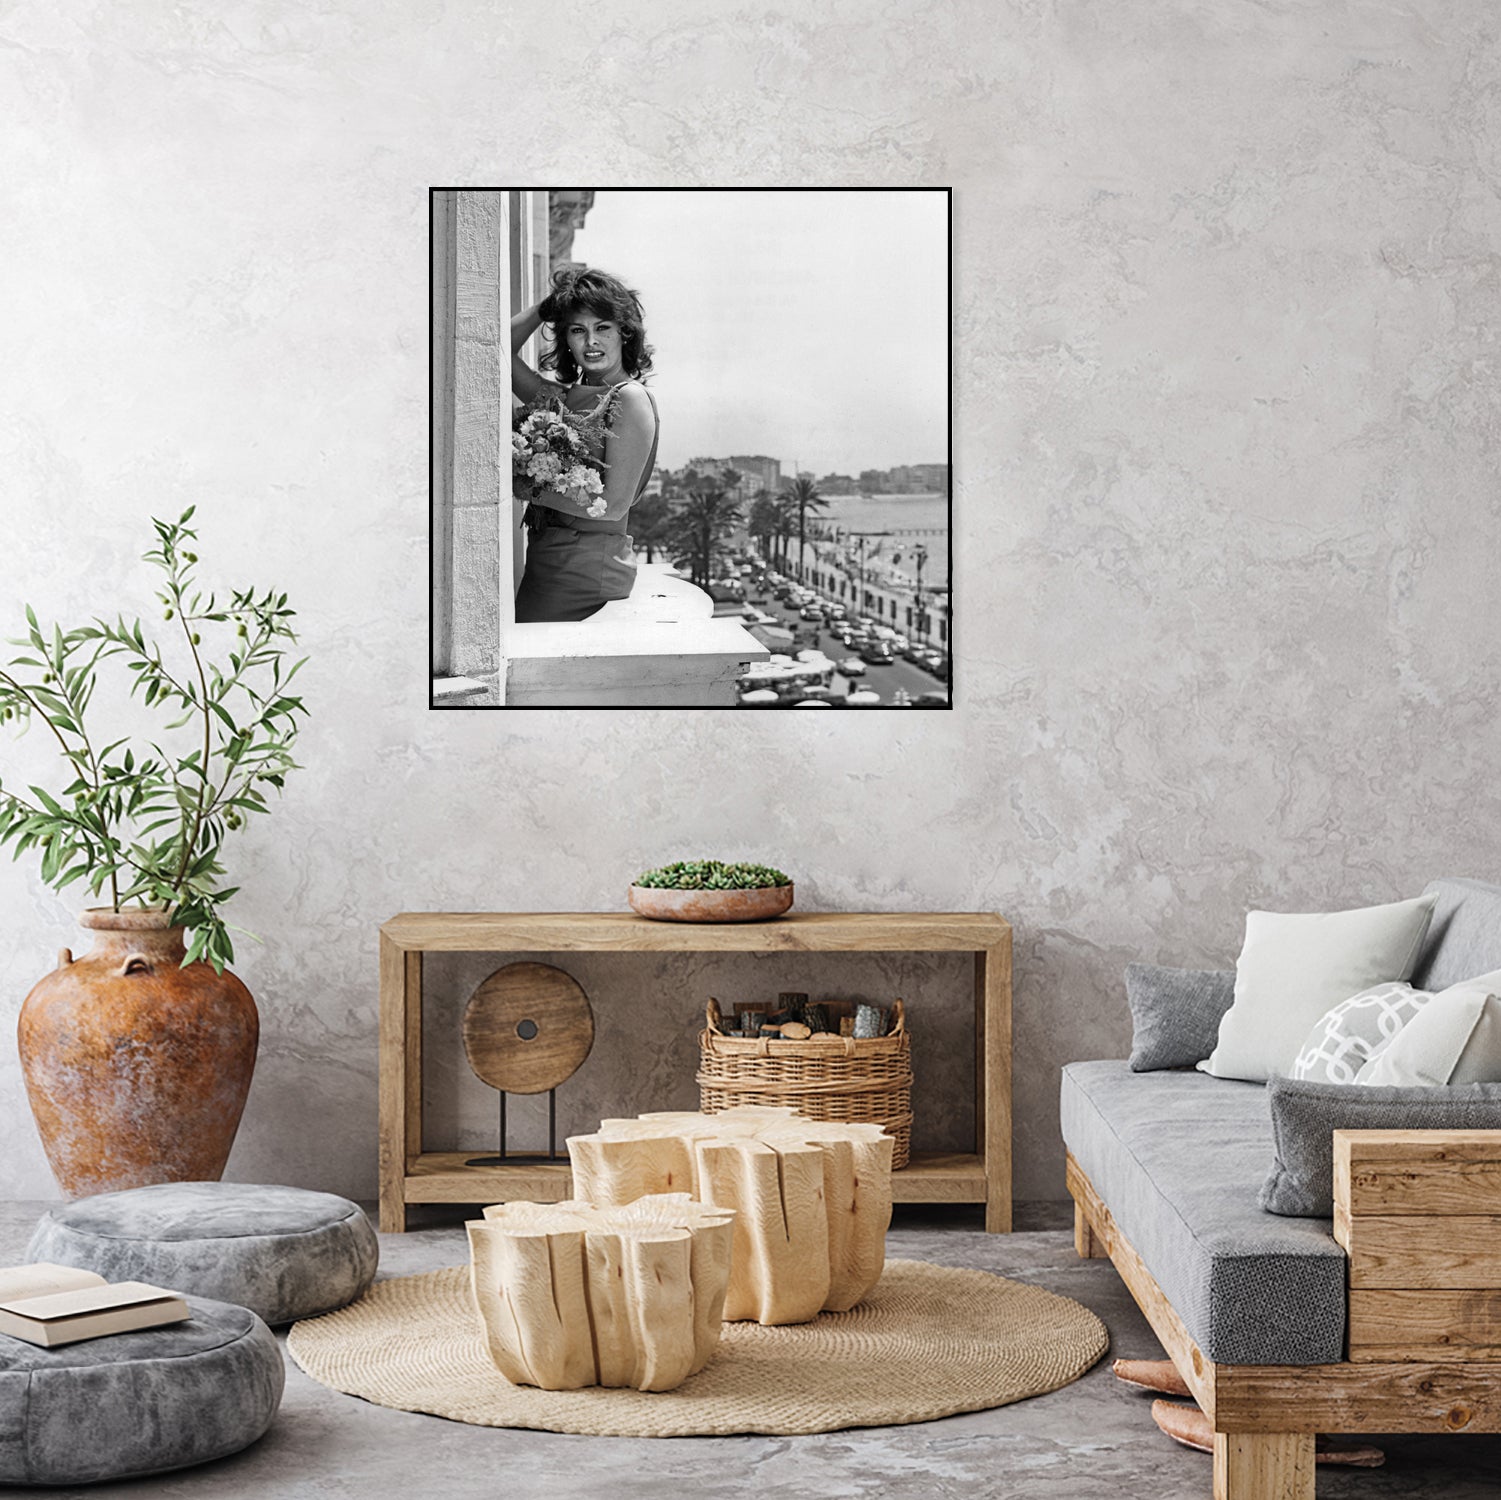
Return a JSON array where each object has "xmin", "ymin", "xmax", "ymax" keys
[
  {"xmin": 837, "ymin": 656, "xmax": 867, "ymax": 677},
  {"xmin": 902, "ymin": 643, "xmax": 929, "ymax": 664},
  {"xmin": 860, "ymin": 642, "xmax": 895, "ymax": 665},
  {"xmin": 799, "ymin": 604, "xmax": 824, "ymax": 621}
]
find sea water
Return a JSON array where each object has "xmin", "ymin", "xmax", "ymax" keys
[{"xmin": 811, "ymin": 494, "xmax": 950, "ymax": 588}]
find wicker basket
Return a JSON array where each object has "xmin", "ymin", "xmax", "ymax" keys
[{"xmin": 697, "ymin": 998, "xmax": 913, "ymax": 1169}]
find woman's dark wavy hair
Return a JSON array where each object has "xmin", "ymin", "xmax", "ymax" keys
[{"xmin": 539, "ymin": 266, "xmax": 655, "ymax": 384}]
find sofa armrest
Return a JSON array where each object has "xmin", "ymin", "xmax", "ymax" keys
[{"xmin": 1334, "ymin": 1128, "xmax": 1501, "ymax": 1362}]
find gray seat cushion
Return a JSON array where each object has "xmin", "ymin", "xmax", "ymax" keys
[
  {"xmin": 1061, "ymin": 1060, "xmax": 1347, "ymax": 1364},
  {"xmin": 0, "ymin": 1295, "xmax": 282, "ymax": 1486},
  {"xmin": 27, "ymin": 1183, "xmax": 378, "ymax": 1326}
]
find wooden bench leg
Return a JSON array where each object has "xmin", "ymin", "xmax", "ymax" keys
[
  {"xmin": 1213, "ymin": 1432, "xmax": 1313, "ymax": 1500},
  {"xmin": 1074, "ymin": 1200, "xmax": 1107, "ymax": 1259}
]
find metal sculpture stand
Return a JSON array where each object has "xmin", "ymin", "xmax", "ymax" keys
[{"xmin": 466, "ymin": 1088, "xmax": 561, "ymax": 1166}]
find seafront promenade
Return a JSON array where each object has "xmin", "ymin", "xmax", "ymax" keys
[{"xmin": 783, "ymin": 534, "xmax": 950, "ymax": 648}]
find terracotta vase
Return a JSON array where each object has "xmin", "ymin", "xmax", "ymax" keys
[{"xmin": 17, "ymin": 908, "xmax": 259, "ymax": 1198}]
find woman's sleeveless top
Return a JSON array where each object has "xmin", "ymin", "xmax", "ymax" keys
[{"xmin": 536, "ymin": 380, "xmax": 659, "ymax": 534}]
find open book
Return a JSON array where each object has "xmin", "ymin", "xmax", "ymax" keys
[{"xmin": 0, "ymin": 1263, "xmax": 189, "ymax": 1348}]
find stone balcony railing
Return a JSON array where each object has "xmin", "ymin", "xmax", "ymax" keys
[{"xmin": 434, "ymin": 563, "xmax": 770, "ymax": 708}]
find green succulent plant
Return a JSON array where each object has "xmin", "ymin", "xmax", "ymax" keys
[{"xmin": 634, "ymin": 860, "xmax": 791, "ymax": 891}]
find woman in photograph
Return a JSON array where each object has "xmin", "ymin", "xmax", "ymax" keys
[{"xmin": 510, "ymin": 267, "xmax": 660, "ymax": 622}]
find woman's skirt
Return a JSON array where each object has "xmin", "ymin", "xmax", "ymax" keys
[{"xmin": 513, "ymin": 527, "xmax": 638, "ymax": 623}]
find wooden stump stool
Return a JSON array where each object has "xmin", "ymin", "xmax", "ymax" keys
[
  {"xmin": 467, "ymin": 1195, "xmax": 734, "ymax": 1392},
  {"xmin": 569, "ymin": 1105, "xmax": 894, "ymax": 1326}
]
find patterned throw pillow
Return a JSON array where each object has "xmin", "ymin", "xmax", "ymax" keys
[{"xmin": 1289, "ymin": 982, "xmax": 1432, "ymax": 1084}]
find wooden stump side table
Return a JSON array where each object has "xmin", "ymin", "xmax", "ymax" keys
[
  {"xmin": 467, "ymin": 1195, "xmax": 734, "ymax": 1391},
  {"xmin": 570, "ymin": 1105, "xmax": 894, "ymax": 1325}
]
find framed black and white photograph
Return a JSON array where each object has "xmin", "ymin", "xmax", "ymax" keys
[{"xmin": 431, "ymin": 187, "xmax": 951, "ymax": 709}]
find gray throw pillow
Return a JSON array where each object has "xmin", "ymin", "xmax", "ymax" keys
[
  {"xmin": 1259, "ymin": 1075, "xmax": 1501, "ymax": 1217},
  {"xmin": 1125, "ymin": 965, "xmax": 1236, "ymax": 1072}
]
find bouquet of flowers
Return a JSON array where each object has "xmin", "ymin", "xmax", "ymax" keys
[{"xmin": 512, "ymin": 395, "xmax": 608, "ymax": 518}]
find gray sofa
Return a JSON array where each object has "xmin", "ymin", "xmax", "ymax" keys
[{"xmin": 1063, "ymin": 876, "xmax": 1501, "ymax": 1499}]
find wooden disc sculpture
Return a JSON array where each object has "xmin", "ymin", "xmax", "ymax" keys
[
  {"xmin": 462, "ymin": 963, "xmax": 594, "ymax": 1094},
  {"xmin": 467, "ymin": 1195, "xmax": 734, "ymax": 1392},
  {"xmin": 569, "ymin": 1105, "xmax": 894, "ymax": 1326}
]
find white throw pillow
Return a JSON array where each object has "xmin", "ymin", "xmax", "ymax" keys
[
  {"xmin": 1199, "ymin": 893, "xmax": 1438, "ymax": 1083},
  {"xmin": 1356, "ymin": 971, "xmax": 1501, "ymax": 1086},
  {"xmin": 1290, "ymin": 982, "xmax": 1434, "ymax": 1084}
]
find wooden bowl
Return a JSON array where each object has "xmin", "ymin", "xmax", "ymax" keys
[{"xmin": 628, "ymin": 883, "xmax": 794, "ymax": 923}]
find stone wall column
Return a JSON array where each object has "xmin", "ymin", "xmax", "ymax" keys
[{"xmin": 440, "ymin": 190, "xmax": 514, "ymax": 681}]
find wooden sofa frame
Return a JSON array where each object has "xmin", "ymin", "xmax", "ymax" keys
[{"xmin": 1068, "ymin": 1128, "xmax": 1501, "ymax": 1500}]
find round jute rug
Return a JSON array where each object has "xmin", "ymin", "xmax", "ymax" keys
[{"xmin": 287, "ymin": 1259, "xmax": 1108, "ymax": 1437}]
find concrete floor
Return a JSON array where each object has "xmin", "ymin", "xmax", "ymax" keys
[{"xmin": 6, "ymin": 1200, "xmax": 1501, "ymax": 1498}]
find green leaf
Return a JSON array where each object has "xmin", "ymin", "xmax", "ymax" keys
[{"xmin": 30, "ymin": 786, "xmax": 64, "ymax": 817}]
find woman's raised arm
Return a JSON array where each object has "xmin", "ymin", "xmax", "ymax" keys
[{"xmin": 511, "ymin": 304, "xmax": 551, "ymax": 405}]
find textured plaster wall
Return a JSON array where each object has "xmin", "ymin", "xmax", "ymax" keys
[{"xmin": 3, "ymin": 2, "xmax": 1499, "ymax": 1203}]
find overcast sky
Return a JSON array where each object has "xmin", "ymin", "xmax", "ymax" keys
[{"xmin": 562, "ymin": 189, "xmax": 949, "ymax": 477}]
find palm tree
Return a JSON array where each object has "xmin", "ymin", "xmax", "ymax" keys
[
  {"xmin": 665, "ymin": 491, "xmax": 744, "ymax": 589},
  {"xmin": 774, "ymin": 495, "xmax": 798, "ymax": 570},
  {"xmin": 780, "ymin": 476, "xmax": 829, "ymax": 580},
  {"xmin": 629, "ymin": 492, "xmax": 671, "ymax": 563},
  {"xmin": 748, "ymin": 489, "xmax": 780, "ymax": 565}
]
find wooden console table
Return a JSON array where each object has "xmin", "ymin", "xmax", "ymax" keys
[{"xmin": 378, "ymin": 912, "xmax": 1013, "ymax": 1233}]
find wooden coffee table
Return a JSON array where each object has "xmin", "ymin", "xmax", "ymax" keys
[{"xmin": 570, "ymin": 1105, "xmax": 893, "ymax": 1325}]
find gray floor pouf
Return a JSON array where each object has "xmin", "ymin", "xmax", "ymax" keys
[
  {"xmin": 27, "ymin": 1182, "xmax": 379, "ymax": 1326},
  {"xmin": 0, "ymin": 1295, "xmax": 283, "ymax": 1486}
]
